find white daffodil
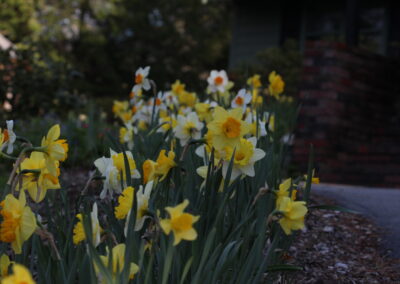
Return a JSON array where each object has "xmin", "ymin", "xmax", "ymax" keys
[
  {"xmin": 119, "ymin": 124, "xmax": 134, "ymax": 150},
  {"xmin": 132, "ymin": 66, "xmax": 151, "ymax": 93},
  {"xmin": 207, "ymin": 70, "xmax": 229, "ymax": 93},
  {"xmin": 174, "ymin": 112, "xmax": 203, "ymax": 146},
  {"xmin": 124, "ymin": 181, "xmax": 154, "ymax": 235},
  {"xmin": 222, "ymin": 137, "xmax": 265, "ymax": 181},
  {"xmin": 231, "ymin": 89, "xmax": 252, "ymax": 112},
  {"xmin": 90, "ymin": 202, "xmax": 102, "ymax": 247},
  {"xmin": 2, "ymin": 120, "xmax": 17, "ymax": 154},
  {"xmin": 245, "ymin": 113, "xmax": 267, "ymax": 138},
  {"xmin": 94, "ymin": 156, "xmax": 119, "ymax": 198}
]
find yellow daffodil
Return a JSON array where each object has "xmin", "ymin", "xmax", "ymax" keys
[
  {"xmin": 154, "ymin": 150, "xmax": 176, "ymax": 181},
  {"xmin": 142, "ymin": 159, "xmax": 157, "ymax": 184},
  {"xmin": 40, "ymin": 124, "xmax": 68, "ymax": 176},
  {"xmin": 207, "ymin": 107, "xmax": 251, "ymax": 150},
  {"xmin": 19, "ymin": 151, "xmax": 61, "ymax": 203},
  {"xmin": 115, "ymin": 186, "xmax": 135, "ymax": 220},
  {"xmin": 73, "ymin": 203, "xmax": 101, "ymax": 247},
  {"xmin": 0, "ymin": 128, "xmax": 5, "ymax": 152},
  {"xmin": 112, "ymin": 100, "xmax": 130, "ymax": 116},
  {"xmin": 0, "ymin": 254, "xmax": 11, "ymax": 277},
  {"xmin": 221, "ymin": 137, "xmax": 265, "ymax": 181},
  {"xmin": 160, "ymin": 199, "xmax": 199, "ymax": 246},
  {"xmin": 275, "ymin": 178, "xmax": 292, "ymax": 207},
  {"xmin": 98, "ymin": 244, "xmax": 139, "ymax": 281},
  {"xmin": 177, "ymin": 91, "xmax": 197, "ymax": 108},
  {"xmin": 0, "ymin": 191, "xmax": 37, "ymax": 254},
  {"xmin": 1, "ymin": 264, "xmax": 35, "ymax": 284},
  {"xmin": 268, "ymin": 71, "xmax": 285, "ymax": 98},
  {"xmin": 171, "ymin": 80, "xmax": 186, "ymax": 96},
  {"xmin": 194, "ymin": 102, "xmax": 216, "ymax": 123},
  {"xmin": 247, "ymin": 74, "xmax": 262, "ymax": 88},
  {"xmin": 119, "ymin": 126, "xmax": 134, "ymax": 150},
  {"xmin": 278, "ymin": 196, "xmax": 307, "ymax": 235}
]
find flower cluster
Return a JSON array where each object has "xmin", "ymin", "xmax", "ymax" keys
[{"xmin": 0, "ymin": 66, "xmax": 316, "ymax": 283}]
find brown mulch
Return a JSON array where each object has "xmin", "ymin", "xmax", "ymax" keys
[{"xmin": 286, "ymin": 194, "xmax": 400, "ymax": 283}]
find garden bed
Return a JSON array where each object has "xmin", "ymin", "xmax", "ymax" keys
[{"xmin": 288, "ymin": 194, "xmax": 400, "ymax": 283}]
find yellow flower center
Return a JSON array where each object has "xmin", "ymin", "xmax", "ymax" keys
[
  {"xmin": 184, "ymin": 121, "xmax": 197, "ymax": 136},
  {"xmin": 222, "ymin": 117, "xmax": 241, "ymax": 138},
  {"xmin": 135, "ymin": 74, "xmax": 143, "ymax": 84},
  {"xmin": 214, "ymin": 76, "xmax": 223, "ymax": 85},
  {"xmin": 0, "ymin": 210, "xmax": 19, "ymax": 243},
  {"xmin": 171, "ymin": 213, "xmax": 193, "ymax": 232}
]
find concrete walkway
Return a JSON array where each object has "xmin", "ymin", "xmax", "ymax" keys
[{"xmin": 312, "ymin": 183, "xmax": 400, "ymax": 258}]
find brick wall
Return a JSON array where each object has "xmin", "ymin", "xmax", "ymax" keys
[{"xmin": 293, "ymin": 41, "xmax": 400, "ymax": 187}]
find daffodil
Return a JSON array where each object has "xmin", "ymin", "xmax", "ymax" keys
[
  {"xmin": 94, "ymin": 156, "xmax": 120, "ymax": 198},
  {"xmin": 171, "ymin": 80, "xmax": 186, "ymax": 96},
  {"xmin": 132, "ymin": 66, "xmax": 151, "ymax": 93},
  {"xmin": 177, "ymin": 91, "xmax": 197, "ymax": 108},
  {"xmin": 268, "ymin": 71, "xmax": 284, "ymax": 98},
  {"xmin": 160, "ymin": 199, "xmax": 199, "ymax": 246},
  {"xmin": 19, "ymin": 151, "xmax": 61, "ymax": 203},
  {"xmin": 142, "ymin": 159, "xmax": 158, "ymax": 184},
  {"xmin": 115, "ymin": 186, "xmax": 135, "ymax": 220},
  {"xmin": 0, "ymin": 128, "xmax": 5, "ymax": 152},
  {"xmin": 0, "ymin": 191, "xmax": 37, "ymax": 254},
  {"xmin": 0, "ymin": 254, "xmax": 11, "ymax": 277},
  {"xmin": 97, "ymin": 244, "xmax": 139, "ymax": 282},
  {"xmin": 123, "ymin": 181, "xmax": 154, "ymax": 233},
  {"xmin": 231, "ymin": 89, "xmax": 251, "ymax": 113},
  {"xmin": 207, "ymin": 70, "xmax": 229, "ymax": 94},
  {"xmin": 157, "ymin": 115, "xmax": 177, "ymax": 134},
  {"xmin": 278, "ymin": 197, "xmax": 307, "ymax": 235},
  {"xmin": 195, "ymin": 101, "xmax": 217, "ymax": 123},
  {"xmin": 73, "ymin": 203, "xmax": 101, "ymax": 247},
  {"xmin": 3, "ymin": 120, "xmax": 16, "ymax": 154},
  {"xmin": 207, "ymin": 107, "xmax": 251, "ymax": 150},
  {"xmin": 111, "ymin": 149, "xmax": 141, "ymax": 184},
  {"xmin": 247, "ymin": 74, "xmax": 262, "ymax": 88},
  {"xmin": 40, "ymin": 124, "xmax": 68, "ymax": 176},
  {"xmin": 174, "ymin": 112, "xmax": 203, "ymax": 146},
  {"xmin": 221, "ymin": 137, "xmax": 265, "ymax": 181},
  {"xmin": 275, "ymin": 178, "xmax": 292, "ymax": 207},
  {"xmin": 1, "ymin": 264, "xmax": 35, "ymax": 284},
  {"xmin": 154, "ymin": 149, "xmax": 176, "ymax": 181},
  {"xmin": 245, "ymin": 114, "xmax": 267, "ymax": 138},
  {"xmin": 119, "ymin": 125, "xmax": 134, "ymax": 150}
]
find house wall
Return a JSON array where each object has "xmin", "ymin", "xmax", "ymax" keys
[{"xmin": 293, "ymin": 40, "xmax": 400, "ymax": 187}]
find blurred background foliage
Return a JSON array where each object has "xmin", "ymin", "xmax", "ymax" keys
[{"xmin": 0, "ymin": 0, "xmax": 232, "ymax": 119}]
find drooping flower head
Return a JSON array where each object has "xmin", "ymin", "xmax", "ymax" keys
[
  {"xmin": 40, "ymin": 124, "xmax": 68, "ymax": 176},
  {"xmin": 19, "ymin": 151, "xmax": 61, "ymax": 203},
  {"xmin": 0, "ymin": 191, "xmax": 37, "ymax": 254}
]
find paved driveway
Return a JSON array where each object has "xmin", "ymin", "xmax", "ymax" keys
[{"xmin": 312, "ymin": 183, "xmax": 400, "ymax": 258}]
